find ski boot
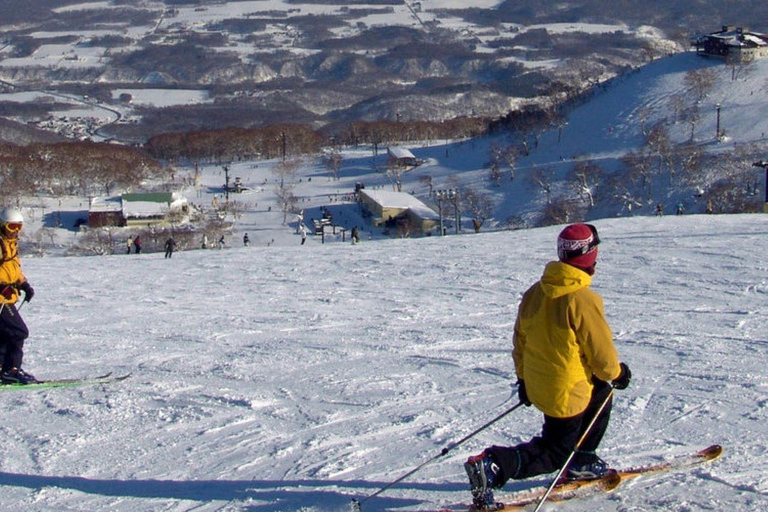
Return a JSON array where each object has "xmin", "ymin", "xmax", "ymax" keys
[
  {"xmin": 0, "ymin": 367, "xmax": 38, "ymax": 385},
  {"xmin": 464, "ymin": 451, "xmax": 501, "ymax": 510},
  {"xmin": 565, "ymin": 451, "xmax": 612, "ymax": 481}
]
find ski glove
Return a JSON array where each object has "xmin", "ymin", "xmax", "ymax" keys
[
  {"xmin": 19, "ymin": 281, "xmax": 34, "ymax": 302},
  {"xmin": 517, "ymin": 380, "xmax": 532, "ymax": 406},
  {"xmin": 612, "ymin": 362, "xmax": 631, "ymax": 390}
]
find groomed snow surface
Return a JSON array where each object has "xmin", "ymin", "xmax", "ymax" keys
[{"xmin": 2, "ymin": 213, "xmax": 766, "ymax": 511}]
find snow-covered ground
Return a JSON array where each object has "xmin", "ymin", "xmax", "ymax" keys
[{"xmin": 2, "ymin": 212, "xmax": 766, "ymax": 511}]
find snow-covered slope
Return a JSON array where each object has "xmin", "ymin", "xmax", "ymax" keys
[
  {"xmin": 407, "ymin": 51, "xmax": 768, "ymax": 226},
  {"xmin": 2, "ymin": 213, "xmax": 766, "ymax": 511}
]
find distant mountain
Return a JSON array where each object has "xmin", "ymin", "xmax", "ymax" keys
[{"xmin": 0, "ymin": 0, "xmax": 694, "ymax": 137}]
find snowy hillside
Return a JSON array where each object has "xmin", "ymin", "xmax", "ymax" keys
[
  {"xmin": 5, "ymin": 49, "xmax": 766, "ymax": 263},
  {"xmin": 406, "ymin": 50, "xmax": 768, "ymax": 227},
  {"xmin": 2, "ymin": 213, "xmax": 766, "ymax": 511}
]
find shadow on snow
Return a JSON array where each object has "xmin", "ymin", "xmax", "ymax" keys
[{"xmin": 0, "ymin": 472, "xmax": 470, "ymax": 511}]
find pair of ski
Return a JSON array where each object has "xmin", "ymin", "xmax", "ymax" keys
[
  {"xmin": 0, "ymin": 371, "xmax": 131, "ymax": 391},
  {"xmin": 441, "ymin": 444, "xmax": 722, "ymax": 511}
]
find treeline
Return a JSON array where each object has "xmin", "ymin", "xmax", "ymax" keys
[
  {"xmin": 144, "ymin": 124, "xmax": 324, "ymax": 162},
  {"xmin": 145, "ymin": 118, "xmax": 491, "ymax": 162},
  {"xmin": 328, "ymin": 117, "xmax": 489, "ymax": 146},
  {"xmin": 0, "ymin": 142, "xmax": 163, "ymax": 198},
  {"xmin": 2, "ymin": 117, "xmax": 494, "ymax": 200}
]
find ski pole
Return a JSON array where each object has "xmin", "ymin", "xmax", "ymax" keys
[
  {"xmin": 351, "ymin": 400, "xmax": 526, "ymax": 512},
  {"xmin": 531, "ymin": 386, "xmax": 615, "ymax": 512}
]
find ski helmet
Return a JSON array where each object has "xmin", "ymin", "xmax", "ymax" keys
[
  {"xmin": 0, "ymin": 207, "xmax": 24, "ymax": 236},
  {"xmin": 557, "ymin": 223, "xmax": 600, "ymax": 270},
  {"xmin": 0, "ymin": 207, "xmax": 23, "ymax": 224}
]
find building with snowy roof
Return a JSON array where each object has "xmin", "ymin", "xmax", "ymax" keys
[
  {"xmin": 695, "ymin": 26, "xmax": 768, "ymax": 61},
  {"xmin": 387, "ymin": 146, "xmax": 420, "ymax": 168},
  {"xmin": 358, "ymin": 188, "xmax": 438, "ymax": 232},
  {"xmin": 88, "ymin": 193, "xmax": 189, "ymax": 228}
]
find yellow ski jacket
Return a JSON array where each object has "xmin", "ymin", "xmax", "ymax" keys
[
  {"xmin": 512, "ymin": 261, "xmax": 621, "ymax": 418},
  {"xmin": 0, "ymin": 235, "xmax": 26, "ymax": 304}
]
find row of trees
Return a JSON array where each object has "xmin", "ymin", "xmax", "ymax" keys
[
  {"xmin": 523, "ymin": 134, "xmax": 765, "ymax": 228},
  {"xmin": 0, "ymin": 141, "xmax": 164, "ymax": 199},
  {"xmin": 329, "ymin": 117, "xmax": 489, "ymax": 146},
  {"xmin": 143, "ymin": 118, "xmax": 492, "ymax": 163},
  {"xmin": 144, "ymin": 124, "xmax": 324, "ymax": 163}
]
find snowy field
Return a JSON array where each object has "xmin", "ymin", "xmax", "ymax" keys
[{"xmin": 2, "ymin": 213, "xmax": 766, "ymax": 511}]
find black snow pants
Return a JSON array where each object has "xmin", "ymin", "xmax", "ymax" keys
[
  {"xmin": 486, "ymin": 379, "xmax": 613, "ymax": 486},
  {"xmin": 0, "ymin": 303, "xmax": 29, "ymax": 371}
]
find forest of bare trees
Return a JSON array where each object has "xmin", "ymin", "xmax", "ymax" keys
[
  {"xmin": 144, "ymin": 125, "xmax": 324, "ymax": 163},
  {"xmin": 0, "ymin": 141, "xmax": 164, "ymax": 201}
]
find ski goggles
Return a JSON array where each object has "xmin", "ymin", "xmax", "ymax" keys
[
  {"xmin": 558, "ymin": 224, "xmax": 600, "ymax": 260},
  {"xmin": 3, "ymin": 222, "xmax": 22, "ymax": 233}
]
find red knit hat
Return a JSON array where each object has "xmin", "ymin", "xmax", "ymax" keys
[{"xmin": 557, "ymin": 223, "xmax": 600, "ymax": 270}]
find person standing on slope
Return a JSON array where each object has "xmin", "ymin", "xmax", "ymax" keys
[
  {"xmin": 164, "ymin": 237, "xmax": 176, "ymax": 259},
  {"xmin": 464, "ymin": 223, "xmax": 631, "ymax": 510},
  {"xmin": 0, "ymin": 208, "xmax": 38, "ymax": 384}
]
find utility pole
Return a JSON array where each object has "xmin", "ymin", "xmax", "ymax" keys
[
  {"xmin": 223, "ymin": 165, "xmax": 230, "ymax": 202},
  {"xmin": 715, "ymin": 103, "xmax": 722, "ymax": 140},
  {"xmin": 434, "ymin": 190, "xmax": 445, "ymax": 236},
  {"xmin": 752, "ymin": 160, "xmax": 768, "ymax": 213}
]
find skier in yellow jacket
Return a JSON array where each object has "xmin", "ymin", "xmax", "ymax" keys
[
  {"xmin": 464, "ymin": 223, "xmax": 631, "ymax": 510},
  {"xmin": 0, "ymin": 208, "xmax": 37, "ymax": 384}
]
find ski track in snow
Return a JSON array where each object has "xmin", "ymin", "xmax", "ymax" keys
[{"xmin": 0, "ymin": 215, "xmax": 764, "ymax": 511}]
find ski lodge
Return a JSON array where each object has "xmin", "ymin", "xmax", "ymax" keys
[
  {"xmin": 387, "ymin": 147, "xmax": 420, "ymax": 168},
  {"xmin": 357, "ymin": 188, "xmax": 439, "ymax": 232},
  {"xmin": 88, "ymin": 193, "xmax": 189, "ymax": 228},
  {"xmin": 695, "ymin": 26, "xmax": 768, "ymax": 61}
]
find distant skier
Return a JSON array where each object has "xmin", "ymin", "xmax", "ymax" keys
[
  {"xmin": 655, "ymin": 203, "xmax": 664, "ymax": 216},
  {"xmin": 0, "ymin": 208, "xmax": 38, "ymax": 384},
  {"xmin": 463, "ymin": 224, "xmax": 631, "ymax": 510},
  {"xmin": 126, "ymin": 236, "xmax": 133, "ymax": 254},
  {"xmin": 218, "ymin": 235, "xmax": 226, "ymax": 249},
  {"xmin": 133, "ymin": 235, "xmax": 142, "ymax": 254},
  {"xmin": 243, "ymin": 233, "xmax": 250, "ymax": 247},
  {"xmin": 351, "ymin": 226, "xmax": 360, "ymax": 245},
  {"xmin": 300, "ymin": 225, "xmax": 307, "ymax": 245},
  {"xmin": 201, "ymin": 234, "xmax": 209, "ymax": 249},
  {"xmin": 676, "ymin": 201, "xmax": 685, "ymax": 215},
  {"xmin": 164, "ymin": 237, "xmax": 176, "ymax": 259}
]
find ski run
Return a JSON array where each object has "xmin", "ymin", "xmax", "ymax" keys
[{"xmin": 0, "ymin": 214, "xmax": 762, "ymax": 511}]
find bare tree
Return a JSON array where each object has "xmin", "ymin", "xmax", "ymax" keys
[
  {"xmin": 683, "ymin": 67, "xmax": 718, "ymax": 102},
  {"xmin": 621, "ymin": 151, "xmax": 655, "ymax": 202},
  {"xmin": 726, "ymin": 53, "xmax": 754, "ymax": 81},
  {"xmin": 273, "ymin": 159, "xmax": 300, "ymax": 224},
  {"xmin": 488, "ymin": 142, "xmax": 518, "ymax": 186},
  {"xmin": 540, "ymin": 196, "xmax": 576, "ymax": 227},
  {"xmin": 487, "ymin": 143, "xmax": 504, "ymax": 186},
  {"xmin": 462, "ymin": 188, "xmax": 493, "ymax": 233},
  {"xmin": 645, "ymin": 123, "xmax": 674, "ymax": 184},
  {"xmin": 419, "ymin": 174, "xmax": 433, "ymax": 196},
  {"xmin": 529, "ymin": 167, "xmax": 555, "ymax": 204},
  {"xmin": 323, "ymin": 149, "xmax": 343, "ymax": 180},
  {"xmin": 569, "ymin": 160, "xmax": 602, "ymax": 207},
  {"xmin": 385, "ymin": 156, "xmax": 406, "ymax": 192}
]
